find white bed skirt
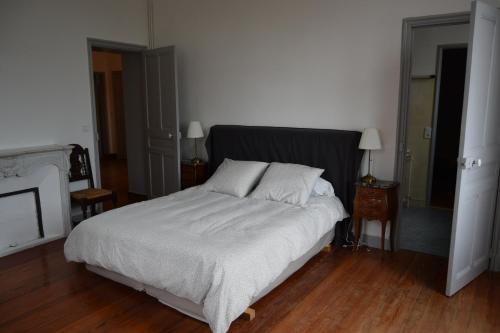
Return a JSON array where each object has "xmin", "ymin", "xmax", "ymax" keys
[{"xmin": 86, "ymin": 229, "xmax": 334, "ymax": 323}]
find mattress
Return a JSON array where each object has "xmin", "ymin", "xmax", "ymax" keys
[{"xmin": 65, "ymin": 187, "xmax": 347, "ymax": 333}]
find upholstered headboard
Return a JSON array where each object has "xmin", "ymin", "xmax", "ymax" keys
[{"xmin": 205, "ymin": 125, "xmax": 363, "ymax": 216}]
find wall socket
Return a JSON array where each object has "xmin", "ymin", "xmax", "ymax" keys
[{"xmin": 423, "ymin": 126, "xmax": 432, "ymax": 139}]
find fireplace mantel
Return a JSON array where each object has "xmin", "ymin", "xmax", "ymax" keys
[
  {"xmin": 0, "ymin": 145, "xmax": 73, "ymax": 179},
  {"xmin": 0, "ymin": 145, "xmax": 73, "ymax": 255}
]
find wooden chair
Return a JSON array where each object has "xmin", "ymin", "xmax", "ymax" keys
[{"xmin": 69, "ymin": 144, "xmax": 117, "ymax": 220}]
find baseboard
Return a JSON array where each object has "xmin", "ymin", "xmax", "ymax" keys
[{"xmin": 361, "ymin": 234, "xmax": 391, "ymax": 251}]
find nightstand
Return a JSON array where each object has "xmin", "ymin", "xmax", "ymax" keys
[
  {"xmin": 181, "ymin": 161, "xmax": 208, "ymax": 189},
  {"xmin": 353, "ymin": 181, "xmax": 399, "ymax": 251}
]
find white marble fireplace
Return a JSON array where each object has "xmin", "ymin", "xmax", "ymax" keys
[{"xmin": 0, "ymin": 145, "xmax": 73, "ymax": 256}]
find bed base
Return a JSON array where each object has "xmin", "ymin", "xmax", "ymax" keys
[{"xmin": 85, "ymin": 229, "xmax": 334, "ymax": 324}]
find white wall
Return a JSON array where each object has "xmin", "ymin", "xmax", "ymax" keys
[
  {"xmin": 2, "ymin": 0, "xmax": 499, "ymax": 247},
  {"xmin": 0, "ymin": 0, "xmax": 148, "ymax": 180},
  {"xmin": 412, "ymin": 24, "xmax": 470, "ymax": 76},
  {"xmin": 152, "ymin": 0, "xmax": 481, "ymax": 241},
  {"xmin": 152, "ymin": 0, "xmax": 482, "ymax": 179}
]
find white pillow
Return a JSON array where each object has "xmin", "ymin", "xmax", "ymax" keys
[
  {"xmin": 311, "ymin": 177, "xmax": 335, "ymax": 197},
  {"xmin": 249, "ymin": 162, "xmax": 324, "ymax": 206},
  {"xmin": 203, "ymin": 158, "xmax": 269, "ymax": 198}
]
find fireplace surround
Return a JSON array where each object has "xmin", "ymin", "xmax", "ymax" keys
[{"xmin": 0, "ymin": 144, "xmax": 72, "ymax": 256}]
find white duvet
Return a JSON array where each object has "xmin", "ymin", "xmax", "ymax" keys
[{"xmin": 64, "ymin": 187, "xmax": 347, "ymax": 333}]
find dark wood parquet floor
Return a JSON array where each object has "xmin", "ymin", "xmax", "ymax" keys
[{"xmin": 1, "ymin": 239, "xmax": 499, "ymax": 333}]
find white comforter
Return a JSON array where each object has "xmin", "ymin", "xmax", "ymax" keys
[{"xmin": 64, "ymin": 187, "xmax": 347, "ymax": 333}]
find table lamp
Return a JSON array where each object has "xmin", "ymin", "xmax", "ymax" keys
[
  {"xmin": 359, "ymin": 128, "xmax": 382, "ymax": 184},
  {"xmin": 187, "ymin": 121, "xmax": 204, "ymax": 165}
]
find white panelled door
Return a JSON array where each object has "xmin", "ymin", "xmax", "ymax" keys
[
  {"xmin": 144, "ymin": 46, "xmax": 180, "ymax": 198},
  {"xmin": 446, "ymin": 0, "xmax": 500, "ymax": 296}
]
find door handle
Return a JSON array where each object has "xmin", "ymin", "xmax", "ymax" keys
[
  {"xmin": 460, "ymin": 157, "xmax": 482, "ymax": 169},
  {"xmin": 167, "ymin": 133, "xmax": 173, "ymax": 139},
  {"xmin": 472, "ymin": 159, "xmax": 482, "ymax": 168}
]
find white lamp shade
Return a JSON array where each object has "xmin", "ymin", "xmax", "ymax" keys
[
  {"xmin": 359, "ymin": 128, "xmax": 382, "ymax": 150},
  {"xmin": 187, "ymin": 121, "xmax": 204, "ymax": 139}
]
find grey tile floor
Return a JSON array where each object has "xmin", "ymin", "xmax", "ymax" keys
[{"xmin": 399, "ymin": 206, "xmax": 453, "ymax": 257}]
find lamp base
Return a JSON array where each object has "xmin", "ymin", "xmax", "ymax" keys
[
  {"xmin": 361, "ymin": 174, "xmax": 377, "ymax": 184},
  {"xmin": 191, "ymin": 157, "xmax": 202, "ymax": 165}
]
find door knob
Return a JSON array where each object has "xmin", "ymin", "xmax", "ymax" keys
[{"xmin": 168, "ymin": 133, "xmax": 173, "ymax": 139}]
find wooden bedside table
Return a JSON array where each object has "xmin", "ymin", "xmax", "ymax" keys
[
  {"xmin": 353, "ymin": 181, "xmax": 399, "ymax": 251},
  {"xmin": 181, "ymin": 161, "xmax": 208, "ymax": 189}
]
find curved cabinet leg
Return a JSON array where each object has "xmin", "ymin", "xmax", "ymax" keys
[{"xmin": 380, "ymin": 220, "xmax": 387, "ymax": 251}]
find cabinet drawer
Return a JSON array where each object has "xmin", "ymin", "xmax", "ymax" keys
[
  {"xmin": 181, "ymin": 164, "xmax": 194, "ymax": 174},
  {"xmin": 181, "ymin": 174, "xmax": 194, "ymax": 183},
  {"xmin": 357, "ymin": 188, "xmax": 385, "ymax": 199},
  {"xmin": 362, "ymin": 197, "xmax": 385, "ymax": 209},
  {"xmin": 181, "ymin": 162, "xmax": 208, "ymax": 189},
  {"xmin": 358, "ymin": 206, "xmax": 384, "ymax": 219}
]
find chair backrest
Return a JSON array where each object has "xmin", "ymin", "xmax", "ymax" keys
[{"xmin": 69, "ymin": 144, "xmax": 95, "ymax": 188}]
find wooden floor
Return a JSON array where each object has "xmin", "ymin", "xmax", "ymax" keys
[
  {"xmin": 1, "ymin": 240, "xmax": 499, "ymax": 333},
  {"xmin": 100, "ymin": 157, "xmax": 146, "ymax": 209}
]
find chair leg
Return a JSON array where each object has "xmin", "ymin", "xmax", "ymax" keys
[
  {"xmin": 81, "ymin": 203, "xmax": 88, "ymax": 220},
  {"xmin": 90, "ymin": 204, "xmax": 97, "ymax": 216},
  {"xmin": 112, "ymin": 191, "xmax": 118, "ymax": 208}
]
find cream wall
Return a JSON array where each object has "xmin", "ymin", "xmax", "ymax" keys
[
  {"xmin": 151, "ymin": 0, "xmax": 482, "ymax": 180},
  {"xmin": 0, "ymin": 0, "xmax": 148, "ymax": 179},
  {"xmin": 412, "ymin": 24, "xmax": 470, "ymax": 76},
  {"xmin": 1, "ymin": 0, "xmax": 499, "ymax": 245},
  {"xmin": 151, "ymin": 0, "xmax": 484, "ymax": 242}
]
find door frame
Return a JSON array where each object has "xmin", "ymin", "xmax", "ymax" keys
[
  {"xmin": 426, "ymin": 43, "xmax": 468, "ymax": 206},
  {"xmin": 393, "ymin": 12, "xmax": 470, "ymax": 251},
  {"xmin": 86, "ymin": 38, "xmax": 147, "ymax": 188}
]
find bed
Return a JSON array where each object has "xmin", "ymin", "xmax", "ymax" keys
[{"xmin": 64, "ymin": 125, "xmax": 362, "ymax": 333}]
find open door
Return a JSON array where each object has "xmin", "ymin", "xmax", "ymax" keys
[
  {"xmin": 122, "ymin": 52, "xmax": 148, "ymax": 196},
  {"xmin": 446, "ymin": 0, "xmax": 500, "ymax": 296},
  {"xmin": 144, "ymin": 46, "xmax": 180, "ymax": 198}
]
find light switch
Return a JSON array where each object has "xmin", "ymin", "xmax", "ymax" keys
[{"xmin": 424, "ymin": 127, "xmax": 432, "ymax": 139}]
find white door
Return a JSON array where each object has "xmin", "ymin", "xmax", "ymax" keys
[
  {"xmin": 143, "ymin": 46, "xmax": 180, "ymax": 198},
  {"xmin": 446, "ymin": 0, "xmax": 500, "ymax": 296}
]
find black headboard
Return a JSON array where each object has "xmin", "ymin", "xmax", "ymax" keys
[{"xmin": 205, "ymin": 125, "xmax": 363, "ymax": 215}]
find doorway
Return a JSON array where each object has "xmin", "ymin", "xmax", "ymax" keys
[
  {"xmin": 396, "ymin": 19, "xmax": 470, "ymax": 258},
  {"xmin": 87, "ymin": 40, "xmax": 148, "ymax": 209},
  {"xmin": 396, "ymin": 1, "xmax": 500, "ymax": 297},
  {"xmin": 428, "ymin": 46, "xmax": 467, "ymax": 209},
  {"xmin": 92, "ymin": 50, "xmax": 128, "ymax": 208}
]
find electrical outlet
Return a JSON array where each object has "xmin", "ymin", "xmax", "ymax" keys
[{"xmin": 423, "ymin": 127, "xmax": 432, "ymax": 139}]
